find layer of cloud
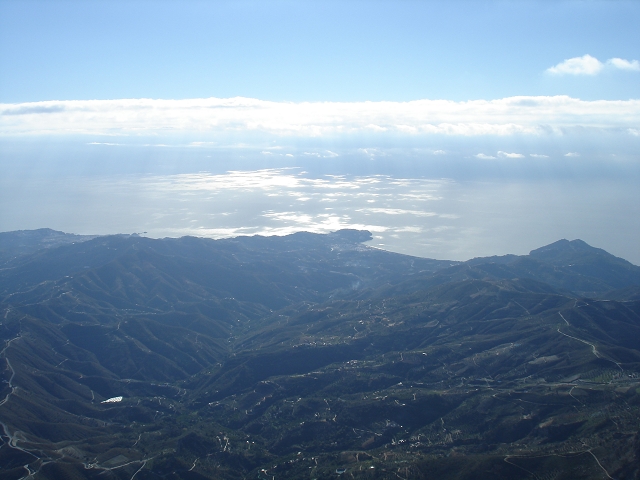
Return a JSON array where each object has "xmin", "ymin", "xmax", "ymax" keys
[
  {"xmin": 547, "ymin": 55, "xmax": 640, "ymax": 75},
  {"xmin": 2, "ymin": 96, "xmax": 640, "ymax": 137},
  {"xmin": 498, "ymin": 151, "xmax": 524, "ymax": 158}
]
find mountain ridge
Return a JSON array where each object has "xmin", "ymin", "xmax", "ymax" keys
[{"xmin": 0, "ymin": 229, "xmax": 639, "ymax": 479}]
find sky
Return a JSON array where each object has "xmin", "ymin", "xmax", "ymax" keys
[{"xmin": 0, "ymin": 0, "xmax": 639, "ymax": 263}]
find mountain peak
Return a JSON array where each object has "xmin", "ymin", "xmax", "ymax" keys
[
  {"xmin": 522, "ymin": 238, "xmax": 640, "ymax": 294},
  {"xmin": 528, "ymin": 238, "xmax": 608, "ymax": 262}
]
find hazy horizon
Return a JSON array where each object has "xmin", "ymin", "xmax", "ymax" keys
[{"xmin": 1, "ymin": 1, "xmax": 638, "ymax": 263}]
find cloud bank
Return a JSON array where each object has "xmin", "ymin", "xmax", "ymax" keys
[
  {"xmin": 547, "ymin": 55, "xmax": 640, "ymax": 75},
  {"xmin": 1, "ymin": 96, "xmax": 639, "ymax": 137}
]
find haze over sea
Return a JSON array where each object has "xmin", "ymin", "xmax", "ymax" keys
[{"xmin": 1, "ymin": 1, "xmax": 639, "ymax": 263}]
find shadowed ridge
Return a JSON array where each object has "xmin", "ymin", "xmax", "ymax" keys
[
  {"xmin": 370, "ymin": 238, "xmax": 640, "ymax": 300},
  {"xmin": 0, "ymin": 228, "xmax": 99, "ymax": 264},
  {"xmin": 529, "ymin": 238, "xmax": 632, "ymax": 265},
  {"xmin": 527, "ymin": 238, "xmax": 640, "ymax": 293}
]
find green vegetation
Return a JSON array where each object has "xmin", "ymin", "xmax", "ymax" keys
[{"xmin": 0, "ymin": 230, "xmax": 639, "ymax": 479}]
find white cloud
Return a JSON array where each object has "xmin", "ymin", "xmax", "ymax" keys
[
  {"xmin": 2, "ymin": 96, "xmax": 640, "ymax": 137},
  {"xmin": 497, "ymin": 151, "xmax": 524, "ymax": 158},
  {"xmin": 303, "ymin": 150, "xmax": 339, "ymax": 158},
  {"xmin": 356, "ymin": 208, "xmax": 437, "ymax": 217},
  {"xmin": 475, "ymin": 153, "xmax": 496, "ymax": 159},
  {"xmin": 564, "ymin": 152, "xmax": 580, "ymax": 157},
  {"xmin": 547, "ymin": 55, "xmax": 640, "ymax": 76},
  {"xmin": 365, "ymin": 124, "xmax": 388, "ymax": 132},
  {"xmin": 529, "ymin": 154, "xmax": 549, "ymax": 158},
  {"xmin": 433, "ymin": 150, "xmax": 447, "ymax": 155},
  {"xmin": 546, "ymin": 54, "xmax": 603, "ymax": 76},
  {"xmin": 607, "ymin": 58, "xmax": 640, "ymax": 71}
]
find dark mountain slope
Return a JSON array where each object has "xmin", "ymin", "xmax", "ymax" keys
[
  {"xmin": 0, "ymin": 228, "xmax": 97, "ymax": 265},
  {"xmin": 0, "ymin": 229, "xmax": 453, "ymax": 299},
  {"xmin": 0, "ymin": 230, "xmax": 640, "ymax": 479},
  {"xmin": 376, "ymin": 238, "xmax": 640, "ymax": 299},
  {"xmin": 529, "ymin": 239, "xmax": 640, "ymax": 290},
  {"xmin": 182, "ymin": 279, "xmax": 640, "ymax": 478}
]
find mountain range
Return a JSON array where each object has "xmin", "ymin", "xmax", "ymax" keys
[{"xmin": 1, "ymin": 228, "xmax": 639, "ymax": 479}]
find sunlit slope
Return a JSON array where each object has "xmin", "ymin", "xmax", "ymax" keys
[{"xmin": 0, "ymin": 230, "xmax": 639, "ymax": 479}]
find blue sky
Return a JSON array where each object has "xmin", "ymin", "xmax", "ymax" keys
[
  {"xmin": 0, "ymin": 0, "xmax": 639, "ymax": 263},
  {"xmin": 1, "ymin": 0, "xmax": 639, "ymax": 102}
]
